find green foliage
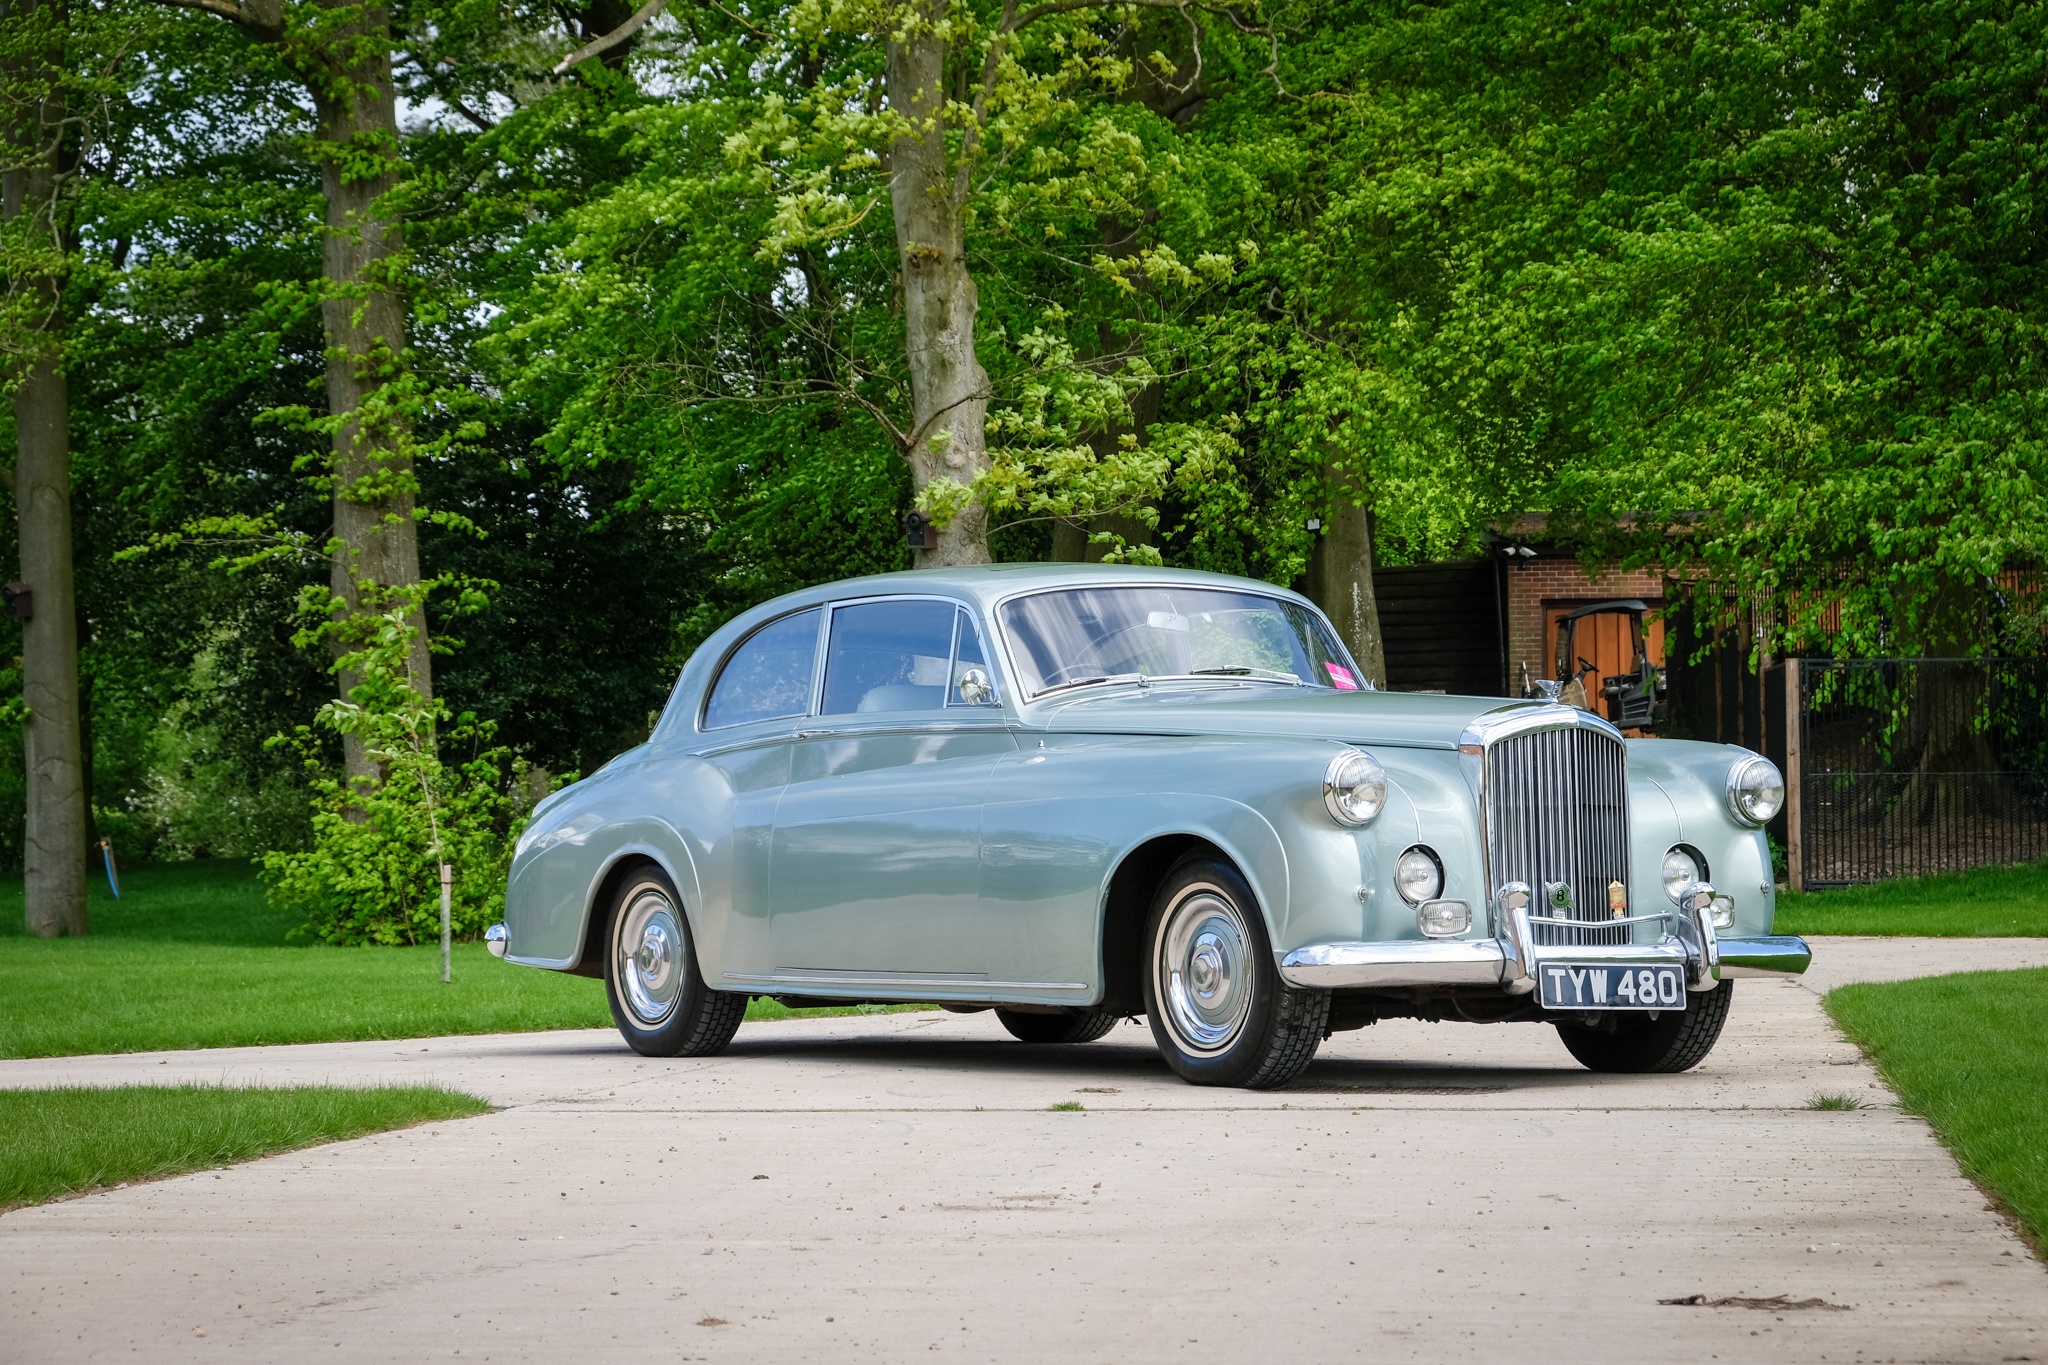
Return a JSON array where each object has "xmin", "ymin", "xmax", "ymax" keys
[
  {"xmin": 262, "ymin": 589, "xmax": 541, "ymax": 946},
  {"xmin": 0, "ymin": 1083, "xmax": 491, "ymax": 1209},
  {"xmin": 6, "ymin": 0, "xmax": 2046, "ymax": 881}
]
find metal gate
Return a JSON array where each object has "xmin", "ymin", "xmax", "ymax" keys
[{"xmin": 1785, "ymin": 658, "xmax": 2048, "ymax": 888}]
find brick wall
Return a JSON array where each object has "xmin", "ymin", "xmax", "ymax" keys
[{"xmin": 1503, "ymin": 557, "xmax": 1665, "ymax": 695}]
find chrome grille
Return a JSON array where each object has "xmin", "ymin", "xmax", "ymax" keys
[{"xmin": 1485, "ymin": 725, "xmax": 1632, "ymax": 946}]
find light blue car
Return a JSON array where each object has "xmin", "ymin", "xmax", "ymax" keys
[{"xmin": 488, "ymin": 564, "xmax": 1809, "ymax": 1089}]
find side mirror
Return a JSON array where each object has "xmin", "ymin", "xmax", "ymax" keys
[{"xmin": 956, "ymin": 667, "xmax": 994, "ymax": 706}]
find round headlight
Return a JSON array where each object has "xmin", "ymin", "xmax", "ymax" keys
[
  {"xmin": 1323, "ymin": 748, "xmax": 1387, "ymax": 826},
  {"xmin": 1395, "ymin": 846, "xmax": 1443, "ymax": 905},
  {"xmin": 1661, "ymin": 845, "xmax": 1704, "ymax": 903},
  {"xmin": 1727, "ymin": 755, "xmax": 1786, "ymax": 826}
]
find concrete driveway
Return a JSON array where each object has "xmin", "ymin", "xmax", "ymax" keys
[{"xmin": 3, "ymin": 937, "xmax": 2045, "ymax": 1362}]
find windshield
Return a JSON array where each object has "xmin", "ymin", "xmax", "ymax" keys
[{"xmin": 998, "ymin": 586, "xmax": 1363, "ymax": 699}]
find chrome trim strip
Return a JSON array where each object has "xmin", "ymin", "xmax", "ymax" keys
[
  {"xmin": 1530, "ymin": 909, "xmax": 1672, "ymax": 930},
  {"xmin": 1459, "ymin": 703, "xmax": 1624, "ymax": 752},
  {"xmin": 689, "ymin": 730, "xmax": 805, "ymax": 759},
  {"xmin": 1716, "ymin": 935, "xmax": 1812, "ymax": 977},
  {"xmin": 723, "ymin": 972, "xmax": 1091, "ymax": 992}
]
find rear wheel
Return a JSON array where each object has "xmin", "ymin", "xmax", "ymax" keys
[
  {"xmin": 1141, "ymin": 855, "xmax": 1328, "ymax": 1089},
  {"xmin": 602, "ymin": 867, "xmax": 747, "ymax": 1058},
  {"xmin": 1554, "ymin": 980, "xmax": 1734, "ymax": 1073},
  {"xmin": 995, "ymin": 1008, "xmax": 1120, "ymax": 1044}
]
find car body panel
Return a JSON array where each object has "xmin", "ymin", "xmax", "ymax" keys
[{"xmin": 501, "ymin": 564, "xmax": 1793, "ymax": 1002}]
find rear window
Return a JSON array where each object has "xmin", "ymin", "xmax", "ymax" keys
[{"xmin": 702, "ymin": 609, "xmax": 822, "ymax": 729}]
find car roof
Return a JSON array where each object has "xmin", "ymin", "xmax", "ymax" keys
[
  {"xmin": 657, "ymin": 562, "xmax": 1335, "ymax": 742},
  {"xmin": 762, "ymin": 561, "xmax": 1320, "ymax": 614}
]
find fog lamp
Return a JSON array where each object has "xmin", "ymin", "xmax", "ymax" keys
[
  {"xmin": 1661, "ymin": 846, "xmax": 1704, "ymax": 903},
  {"xmin": 1709, "ymin": 895, "xmax": 1735, "ymax": 931},
  {"xmin": 1417, "ymin": 898, "xmax": 1471, "ymax": 938},
  {"xmin": 1395, "ymin": 846, "xmax": 1443, "ymax": 905}
]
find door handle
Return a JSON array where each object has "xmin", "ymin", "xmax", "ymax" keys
[{"xmin": 795, "ymin": 728, "xmax": 837, "ymax": 740}]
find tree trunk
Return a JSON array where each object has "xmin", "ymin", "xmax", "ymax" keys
[
  {"xmin": 308, "ymin": 6, "xmax": 429, "ymax": 795},
  {"xmin": 886, "ymin": 6, "xmax": 992, "ymax": 567},
  {"xmin": 14, "ymin": 352, "xmax": 87, "ymax": 935},
  {"xmin": 3, "ymin": 0, "xmax": 88, "ymax": 936},
  {"xmin": 1306, "ymin": 474, "xmax": 1388, "ymax": 689}
]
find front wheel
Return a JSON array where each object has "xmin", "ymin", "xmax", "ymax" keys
[
  {"xmin": 1554, "ymin": 980, "xmax": 1734, "ymax": 1073},
  {"xmin": 602, "ymin": 867, "xmax": 747, "ymax": 1058},
  {"xmin": 1141, "ymin": 855, "xmax": 1328, "ymax": 1089}
]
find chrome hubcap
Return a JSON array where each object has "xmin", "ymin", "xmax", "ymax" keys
[
  {"xmin": 1157, "ymin": 887, "xmax": 1254, "ymax": 1054},
  {"xmin": 616, "ymin": 889, "xmax": 685, "ymax": 1027}
]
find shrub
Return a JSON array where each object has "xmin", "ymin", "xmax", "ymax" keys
[{"xmin": 263, "ymin": 590, "xmax": 549, "ymax": 947}]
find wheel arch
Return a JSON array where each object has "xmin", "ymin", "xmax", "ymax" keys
[
  {"xmin": 1098, "ymin": 833, "xmax": 1226, "ymax": 1015},
  {"xmin": 571, "ymin": 844, "xmax": 702, "ymax": 979}
]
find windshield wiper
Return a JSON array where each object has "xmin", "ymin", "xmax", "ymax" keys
[
  {"xmin": 1035, "ymin": 672, "xmax": 1148, "ymax": 696},
  {"xmin": 1188, "ymin": 667, "xmax": 1304, "ymax": 684}
]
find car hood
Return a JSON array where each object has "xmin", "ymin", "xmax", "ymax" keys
[{"xmin": 1027, "ymin": 683, "xmax": 1548, "ymax": 750}]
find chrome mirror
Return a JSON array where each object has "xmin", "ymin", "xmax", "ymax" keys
[{"xmin": 956, "ymin": 667, "xmax": 994, "ymax": 706}]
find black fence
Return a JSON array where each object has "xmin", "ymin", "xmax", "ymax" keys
[{"xmin": 1788, "ymin": 658, "xmax": 2048, "ymax": 888}]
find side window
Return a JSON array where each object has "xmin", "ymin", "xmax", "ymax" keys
[
  {"xmin": 949, "ymin": 608, "xmax": 999, "ymax": 706},
  {"xmin": 703, "ymin": 609, "xmax": 822, "ymax": 729},
  {"xmin": 822, "ymin": 599, "xmax": 957, "ymax": 715}
]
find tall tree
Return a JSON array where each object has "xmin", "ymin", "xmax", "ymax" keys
[
  {"xmin": 147, "ymin": 0, "xmax": 426, "ymax": 794},
  {"xmin": 0, "ymin": 0, "xmax": 88, "ymax": 934},
  {"xmin": 558, "ymin": 0, "xmax": 1257, "ymax": 567}
]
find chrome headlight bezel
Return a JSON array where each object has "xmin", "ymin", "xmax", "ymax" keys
[
  {"xmin": 1323, "ymin": 747, "xmax": 1387, "ymax": 826},
  {"xmin": 1726, "ymin": 754, "xmax": 1786, "ymax": 827},
  {"xmin": 1394, "ymin": 845, "xmax": 1444, "ymax": 906}
]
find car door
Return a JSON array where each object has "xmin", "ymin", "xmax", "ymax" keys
[
  {"xmin": 686, "ymin": 606, "xmax": 824, "ymax": 979},
  {"xmin": 768, "ymin": 598, "xmax": 1016, "ymax": 981}
]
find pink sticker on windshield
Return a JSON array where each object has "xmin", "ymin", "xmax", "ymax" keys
[{"xmin": 1324, "ymin": 663, "xmax": 1359, "ymax": 690}]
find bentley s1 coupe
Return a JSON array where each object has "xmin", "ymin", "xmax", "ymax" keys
[{"xmin": 487, "ymin": 564, "xmax": 1809, "ymax": 1089}]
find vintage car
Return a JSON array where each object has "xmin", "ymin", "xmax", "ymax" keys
[{"xmin": 487, "ymin": 563, "xmax": 1810, "ymax": 1089}]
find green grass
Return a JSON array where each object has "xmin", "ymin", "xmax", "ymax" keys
[
  {"xmin": 0, "ymin": 860, "xmax": 930, "ymax": 1059},
  {"xmin": 1775, "ymin": 861, "xmax": 2048, "ymax": 937},
  {"xmin": 0, "ymin": 1083, "xmax": 489, "ymax": 1209},
  {"xmin": 1805, "ymin": 1092, "xmax": 1870, "ymax": 1111},
  {"xmin": 1827, "ymin": 969, "xmax": 2048, "ymax": 1252}
]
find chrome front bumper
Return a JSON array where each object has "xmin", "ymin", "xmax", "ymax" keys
[{"xmin": 1279, "ymin": 903, "xmax": 1809, "ymax": 994}]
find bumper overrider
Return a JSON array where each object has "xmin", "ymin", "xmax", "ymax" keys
[{"xmin": 1279, "ymin": 886, "xmax": 1809, "ymax": 995}]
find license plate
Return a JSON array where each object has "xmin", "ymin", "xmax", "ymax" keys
[{"xmin": 1538, "ymin": 962, "xmax": 1687, "ymax": 1011}]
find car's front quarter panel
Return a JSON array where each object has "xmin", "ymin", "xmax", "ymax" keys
[{"xmin": 1628, "ymin": 739, "xmax": 1778, "ymax": 937}]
